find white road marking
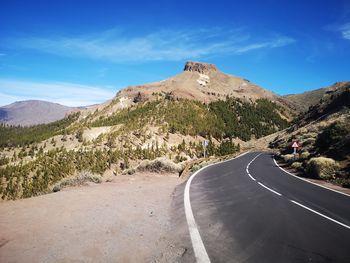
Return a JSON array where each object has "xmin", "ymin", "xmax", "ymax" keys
[
  {"xmin": 258, "ymin": 182, "xmax": 282, "ymax": 196},
  {"xmin": 247, "ymin": 153, "xmax": 263, "ymax": 168},
  {"xmin": 273, "ymin": 157, "xmax": 350, "ymax": 198},
  {"xmin": 184, "ymin": 151, "xmax": 250, "ymax": 262},
  {"xmin": 290, "ymin": 200, "xmax": 350, "ymax": 230},
  {"xmin": 247, "ymin": 154, "xmax": 350, "ymax": 230},
  {"xmin": 184, "ymin": 172, "xmax": 211, "ymax": 263},
  {"xmin": 247, "ymin": 173, "xmax": 256, "ymax": 181}
]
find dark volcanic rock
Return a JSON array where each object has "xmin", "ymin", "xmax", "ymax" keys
[
  {"xmin": 184, "ymin": 61, "xmax": 218, "ymax": 74},
  {"xmin": 133, "ymin": 92, "xmax": 147, "ymax": 103}
]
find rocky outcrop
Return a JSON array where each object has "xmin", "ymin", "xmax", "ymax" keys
[
  {"xmin": 184, "ymin": 61, "xmax": 218, "ymax": 74},
  {"xmin": 133, "ymin": 92, "xmax": 147, "ymax": 103}
]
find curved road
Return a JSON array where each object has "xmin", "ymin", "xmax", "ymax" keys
[{"xmin": 185, "ymin": 152, "xmax": 350, "ymax": 263}]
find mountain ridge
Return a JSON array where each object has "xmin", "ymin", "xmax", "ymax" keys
[
  {"xmin": 0, "ymin": 100, "xmax": 77, "ymax": 126},
  {"xmin": 282, "ymin": 82, "xmax": 348, "ymax": 112},
  {"xmin": 117, "ymin": 61, "xmax": 282, "ymax": 104}
]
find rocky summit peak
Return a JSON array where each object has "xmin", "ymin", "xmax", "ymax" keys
[{"xmin": 184, "ymin": 61, "xmax": 218, "ymax": 74}]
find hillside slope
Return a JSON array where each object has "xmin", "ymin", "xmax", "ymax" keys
[
  {"xmin": 270, "ymin": 82, "xmax": 350, "ymax": 187},
  {"xmin": 119, "ymin": 61, "xmax": 289, "ymax": 104},
  {"xmin": 0, "ymin": 61, "xmax": 295, "ymax": 200},
  {"xmin": 0, "ymin": 100, "xmax": 76, "ymax": 126},
  {"xmin": 282, "ymin": 82, "xmax": 346, "ymax": 112}
]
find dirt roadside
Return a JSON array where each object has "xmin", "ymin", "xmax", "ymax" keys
[{"xmin": 0, "ymin": 173, "xmax": 189, "ymax": 263}]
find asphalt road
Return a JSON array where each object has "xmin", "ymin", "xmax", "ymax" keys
[{"xmin": 186, "ymin": 152, "xmax": 350, "ymax": 263}]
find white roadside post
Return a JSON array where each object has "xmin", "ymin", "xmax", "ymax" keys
[{"xmin": 203, "ymin": 140, "xmax": 209, "ymax": 158}]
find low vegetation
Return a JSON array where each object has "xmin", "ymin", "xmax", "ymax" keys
[
  {"xmin": 92, "ymin": 97, "xmax": 289, "ymax": 141},
  {"xmin": 0, "ymin": 96, "xmax": 291, "ymax": 200},
  {"xmin": 0, "ymin": 113, "xmax": 79, "ymax": 148},
  {"xmin": 53, "ymin": 171, "xmax": 102, "ymax": 192},
  {"xmin": 306, "ymin": 157, "xmax": 340, "ymax": 179},
  {"xmin": 271, "ymin": 86, "xmax": 350, "ymax": 188},
  {"xmin": 136, "ymin": 157, "xmax": 184, "ymax": 173}
]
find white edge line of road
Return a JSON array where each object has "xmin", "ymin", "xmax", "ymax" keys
[
  {"xmin": 184, "ymin": 151, "xmax": 250, "ymax": 263},
  {"xmin": 290, "ymin": 200, "xmax": 350, "ymax": 230},
  {"xmin": 247, "ymin": 173, "xmax": 256, "ymax": 181},
  {"xmin": 273, "ymin": 157, "xmax": 350, "ymax": 198},
  {"xmin": 258, "ymin": 182, "xmax": 282, "ymax": 196},
  {"xmin": 254, "ymin": 154, "xmax": 350, "ymax": 230}
]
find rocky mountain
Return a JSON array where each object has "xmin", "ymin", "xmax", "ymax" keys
[
  {"xmin": 119, "ymin": 61, "xmax": 286, "ymax": 103},
  {"xmin": 0, "ymin": 100, "xmax": 76, "ymax": 126},
  {"xmin": 270, "ymin": 82, "xmax": 350, "ymax": 187},
  {"xmin": 85, "ymin": 61, "xmax": 296, "ymax": 122},
  {"xmin": 0, "ymin": 61, "xmax": 297, "ymax": 200}
]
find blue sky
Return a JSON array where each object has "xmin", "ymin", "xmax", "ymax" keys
[{"xmin": 0, "ymin": 0, "xmax": 349, "ymax": 106}]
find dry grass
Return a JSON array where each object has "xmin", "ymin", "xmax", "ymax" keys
[
  {"xmin": 53, "ymin": 171, "xmax": 102, "ymax": 192},
  {"xmin": 136, "ymin": 157, "xmax": 184, "ymax": 174}
]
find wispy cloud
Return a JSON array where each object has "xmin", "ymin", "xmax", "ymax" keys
[
  {"xmin": 339, "ymin": 23, "xmax": 350, "ymax": 39},
  {"xmin": 233, "ymin": 37, "xmax": 295, "ymax": 54},
  {"xmin": 7, "ymin": 28, "xmax": 295, "ymax": 62},
  {"xmin": 0, "ymin": 79, "xmax": 116, "ymax": 107},
  {"xmin": 325, "ymin": 22, "xmax": 350, "ymax": 40}
]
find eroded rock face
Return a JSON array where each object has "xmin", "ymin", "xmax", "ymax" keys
[
  {"xmin": 184, "ymin": 61, "xmax": 218, "ymax": 74},
  {"xmin": 133, "ymin": 92, "xmax": 147, "ymax": 103}
]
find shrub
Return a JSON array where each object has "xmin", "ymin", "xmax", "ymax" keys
[
  {"xmin": 137, "ymin": 157, "xmax": 184, "ymax": 173},
  {"xmin": 302, "ymin": 132, "xmax": 318, "ymax": 139},
  {"xmin": 306, "ymin": 157, "xmax": 339, "ymax": 179},
  {"xmin": 52, "ymin": 185, "xmax": 61, "ymax": 192},
  {"xmin": 126, "ymin": 168, "xmax": 136, "ymax": 175},
  {"xmin": 57, "ymin": 170, "xmax": 102, "ymax": 189},
  {"xmin": 191, "ymin": 165, "xmax": 201, "ymax": 172},
  {"xmin": 89, "ymin": 174, "xmax": 103, "ymax": 183},
  {"xmin": 189, "ymin": 159, "xmax": 218, "ymax": 173},
  {"xmin": 302, "ymin": 137, "xmax": 316, "ymax": 146},
  {"xmin": 300, "ymin": 151, "xmax": 310, "ymax": 159},
  {"xmin": 281, "ymin": 154, "xmax": 296, "ymax": 163},
  {"xmin": 291, "ymin": 162, "xmax": 303, "ymax": 171},
  {"xmin": 315, "ymin": 121, "xmax": 350, "ymax": 155}
]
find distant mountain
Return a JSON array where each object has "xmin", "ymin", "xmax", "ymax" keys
[
  {"xmin": 0, "ymin": 100, "xmax": 76, "ymax": 126},
  {"xmin": 282, "ymin": 82, "xmax": 347, "ymax": 112}
]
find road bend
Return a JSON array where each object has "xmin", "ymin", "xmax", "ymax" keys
[{"xmin": 185, "ymin": 152, "xmax": 350, "ymax": 263}]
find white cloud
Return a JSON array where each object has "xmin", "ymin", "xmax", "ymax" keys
[
  {"xmin": 325, "ymin": 22, "xmax": 350, "ymax": 40},
  {"xmin": 9, "ymin": 28, "xmax": 295, "ymax": 62},
  {"xmin": 0, "ymin": 79, "xmax": 116, "ymax": 107},
  {"xmin": 339, "ymin": 23, "xmax": 350, "ymax": 39}
]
